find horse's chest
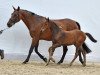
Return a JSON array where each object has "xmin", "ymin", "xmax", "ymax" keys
[{"xmin": 40, "ymin": 29, "xmax": 52, "ymax": 41}]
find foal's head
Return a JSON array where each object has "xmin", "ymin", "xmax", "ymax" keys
[{"xmin": 7, "ymin": 6, "xmax": 21, "ymax": 28}]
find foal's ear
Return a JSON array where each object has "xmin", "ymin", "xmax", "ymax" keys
[
  {"xmin": 47, "ymin": 17, "xmax": 49, "ymax": 22},
  {"xmin": 12, "ymin": 6, "xmax": 16, "ymax": 10},
  {"xmin": 17, "ymin": 6, "xmax": 20, "ymax": 11}
]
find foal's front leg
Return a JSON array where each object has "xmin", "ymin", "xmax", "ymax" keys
[
  {"xmin": 46, "ymin": 46, "xmax": 55, "ymax": 66},
  {"xmin": 46, "ymin": 44, "xmax": 60, "ymax": 66}
]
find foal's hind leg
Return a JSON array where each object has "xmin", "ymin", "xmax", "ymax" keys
[
  {"xmin": 81, "ymin": 47, "xmax": 86, "ymax": 66},
  {"xmin": 57, "ymin": 46, "xmax": 68, "ymax": 64},
  {"xmin": 69, "ymin": 47, "xmax": 79, "ymax": 66},
  {"xmin": 78, "ymin": 50, "xmax": 84, "ymax": 64}
]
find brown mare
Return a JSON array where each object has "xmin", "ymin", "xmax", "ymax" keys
[
  {"xmin": 44, "ymin": 18, "xmax": 97, "ymax": 66},
  {"xmin": 7, "ymin": 6, "xmax": 94, "ymax": 64},
  {"xmin": 0, "ymin": 50, "xmax": 4, "ymax": 59}
]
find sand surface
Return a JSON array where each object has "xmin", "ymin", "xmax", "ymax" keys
[{"xmin": 0, "ymin": 60, "xmax": 100, "ymax": 75}]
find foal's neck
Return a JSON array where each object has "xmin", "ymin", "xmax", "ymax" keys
[{"xmin": 49, "ymin": 21, "xmax": 61, "ymax": 37}]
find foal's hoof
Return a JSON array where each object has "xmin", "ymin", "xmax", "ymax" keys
[
  {"xmin": 45, "ymin": 63, "xmax": 49, "ymax": 66},
  {"xmin": 82, "ymin": 63, "xmax": 86, "ymax": 67}
]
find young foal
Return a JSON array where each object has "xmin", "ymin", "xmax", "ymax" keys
[{"xmin": 45, "ymin": 18, "xmax": 97, "ymax": 66}]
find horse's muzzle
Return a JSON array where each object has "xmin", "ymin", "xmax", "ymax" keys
[{"xmin": 7, "ymin": 23, "xmax": 12, "ymax": 28}]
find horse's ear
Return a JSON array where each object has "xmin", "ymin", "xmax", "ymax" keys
[
  {"xmin": 17, "ymin": 6, "xmax": 20, "ymax": 11},
  {"xmin": 12, "ymin": 6, "xmax": 16, "ymax": 10}
]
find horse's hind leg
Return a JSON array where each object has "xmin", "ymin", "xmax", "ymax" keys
[
  {"xmin": 57, "ymin": 46, "xmax": 68, "ymax": 64},
  {"xmin": 69, "ymin": 47, "xmax": 79, "ymax": 66},
  {"xmin": 34, "ymin": 43, "xmax": 47, "ymax": 63}
]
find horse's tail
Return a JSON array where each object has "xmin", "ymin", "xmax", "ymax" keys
[
  {"xmin": 85, "ymin": 33, "xmax": 97, "ymax": 43},
  {"xmin": 82, "ymin": 43, "xmax": 92, "ymax": 53},
  {"xmin": 76, "ymin": 22, "xmax": 81, "ymax": 30}
]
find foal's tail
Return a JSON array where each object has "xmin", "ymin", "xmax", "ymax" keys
[{"xmin": 85, "ymin": 33, "xmax": 97, "ymax": 43}]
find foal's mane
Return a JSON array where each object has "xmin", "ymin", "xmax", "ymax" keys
[{"xmin": 48, "ymin": 19, "xmax": 61, "ymax": 35}]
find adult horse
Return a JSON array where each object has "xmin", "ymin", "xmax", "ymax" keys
[{"xmin": 7, "ymin": 6, "xmax": 92, "ymax": 64}]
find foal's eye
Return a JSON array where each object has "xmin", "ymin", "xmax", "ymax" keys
[{"xmin": 16, "ymin": 14, "xmax": 18, "ymax": 17}]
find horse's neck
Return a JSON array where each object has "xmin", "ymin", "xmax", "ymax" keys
[
  {"xmin": 20, "ymin": 10, "xmax": 44, "ymax": 30},
  {"xmin": 50, "ymin": 22, "xmax": 61, "ymax": 37}
]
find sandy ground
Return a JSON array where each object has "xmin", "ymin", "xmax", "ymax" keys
[{"xmin": 0, "ymin": 60, "xmax": 100, "ymax": 75}]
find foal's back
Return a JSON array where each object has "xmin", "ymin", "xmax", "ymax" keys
[{"xmin": 55, "ymin": 29, "xmax": 86, "ymax": 46}]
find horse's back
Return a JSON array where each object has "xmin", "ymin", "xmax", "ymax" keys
[{"xmin": 52, "ymin": 18, "xmax": 79, "ymax": 31}]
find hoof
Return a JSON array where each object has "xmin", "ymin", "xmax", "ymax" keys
[
  {"xmin": 44, "ymin": 58, "xmax": 47, "ymax": 63},
  {"xmin": 22, "ymin": 61, "xmax": 28, "ymax": 64},
  {"xmin": 69, "ymin": 63, "xmax": 72, "ymax": 66},
  {"xmin": 45, "ymin": 63, "xmax": 49, "ymax": 66},
  {"xmin": 57, "ymin": 61, "xmax": 62, "ymax": 65},
  {"xmin": 82, "ymin": 63, "xmax": 86, "ymax": 67}
]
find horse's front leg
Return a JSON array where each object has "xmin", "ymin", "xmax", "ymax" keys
[
  {"xmin": 57, "ymin": 46, "xmax": 68, "ymax": 64},
  {"xmin": 23, "ymin": 43, "xmax": 34, "ymax": 64},
  {"xmin": 23, "ymin": 38, "xmax": 38, "ymax": 64},
  {"xmin": 34, "ymin": 42, "xmax": 47, "ymax": 63}
]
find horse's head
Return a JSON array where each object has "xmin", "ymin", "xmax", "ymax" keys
[{"xmin": 7, "ymin": 6, "xmax": 21, "ymax": 28}]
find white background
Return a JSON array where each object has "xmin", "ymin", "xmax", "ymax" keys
[{"xmin": 0, "ymin": 0, "xmax": 99, "ymax": 61}]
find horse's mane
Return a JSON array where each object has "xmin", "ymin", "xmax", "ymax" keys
[
  {"xmin": 22, "ymin": 9, "xmax": 45, "ymax": 18},
  {"xmin": 22, "ymin": 10, "xmax": 35, "ymax": 15}
]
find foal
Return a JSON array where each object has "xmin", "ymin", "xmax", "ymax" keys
[{"xmin": 44, "ymin": 18, "xmax": 97, "ymax": 66}]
